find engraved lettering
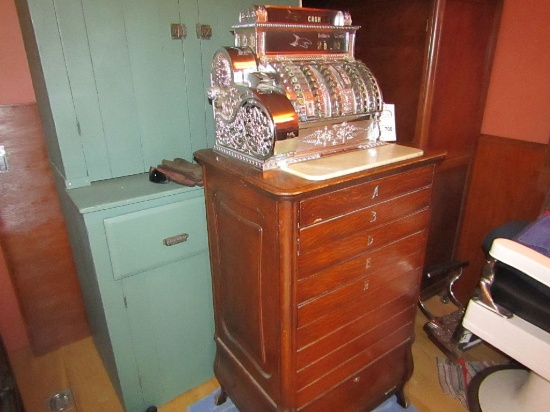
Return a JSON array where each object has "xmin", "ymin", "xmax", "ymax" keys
[
  {"xmin": 370, "ymin": 211, "xmax": 377, "ymax": 223},
  {"xmin": 363, "ymin": 280, "xmax": 370, "ymax": 291},
  {"xmin": 365, "ymin": 258, "xmax": 372, "ymax": 269},
  {"xmin": 371, "ymin": 185, "xmax": 379, "ymax": 199},
  {"xmin": 367, "ymin": 236, "xmax": 374, "ymax": 246}
]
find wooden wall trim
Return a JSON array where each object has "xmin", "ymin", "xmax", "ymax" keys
[
  {"xmin": 455, "ymin": 133, "xmax": 548, "ymax": 302},
  {"xmin": 0, "ymin": 103, "xmax": 90, "ymax": 354}
]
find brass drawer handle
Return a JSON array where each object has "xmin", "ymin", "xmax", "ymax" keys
[{"xmin": 163, "ymin": 233, "xmax": 189, "ymax": 246}]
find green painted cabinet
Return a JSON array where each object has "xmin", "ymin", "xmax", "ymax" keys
[
  {"xmin": 60, "ymin": 175, "xmax": 215, "ymax": 411},
  {"xmin": 16, "ymin": 0, "xmax": 298, "ymax": 410}
]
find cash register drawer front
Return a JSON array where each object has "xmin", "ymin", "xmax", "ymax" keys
[{"xmin": 105, "ymin": 198, "xmax": 208, "ymax": 280}]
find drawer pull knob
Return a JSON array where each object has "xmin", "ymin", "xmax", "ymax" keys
[
  {"xmin": 354, "ymin": 377, "xmax": 360, "ymax": 383},
  {"xmin": 163, "ymin": 233, "xmax": 189, "ymax": 246}
]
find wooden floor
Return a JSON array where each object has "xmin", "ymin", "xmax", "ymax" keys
[{"xmin": 9, "ymin": 298, "xmax": 506, "ymax": 412}]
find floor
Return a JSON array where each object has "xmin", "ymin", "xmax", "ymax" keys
[{"xmin": 8, "ymin": 298, "xmax": 507, "ymax": 412}]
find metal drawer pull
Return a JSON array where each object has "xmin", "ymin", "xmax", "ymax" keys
[{"xmin": 163, "ymin": 233, "xmax": 189, "ymax": 246}]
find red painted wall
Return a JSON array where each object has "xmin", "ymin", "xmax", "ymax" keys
[
  {"xmin": 0, "ymin": 0, "xmax": 35, "ymax": 105},
  {"xmin": 481, "ymin": 0, "xmax": 550, "ymax": 144}
]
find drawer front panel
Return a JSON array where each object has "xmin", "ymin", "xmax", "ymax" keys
[
  {"xmin": 298, "ymin": 209, "xmax": 430, "ymax": 276},
  {"xmin": 296, "ymin": 324, "xmax": 412, "ymax": 407},
  {"xmin": 298, "ymin": 343, "xmax": 409, "ymax": 412},
  {"xmin": 298, "ymin": 231, "xmax": 425, "ymax": 299},
  {"xmin": 297, "ymin": 310, "xmax": 414, "ymax": 390},
  {"xmin": 299, "ymin": 165, "xmax": 433, "ymax": 227},
  {"xmin": 297, "ymin": 267, "xmax": 421, "ymax": 349},
  {"xmin": 297, "ymin": 304, "xmax": 416, "ymax": 370},
  {"xmin": 297, "ymin": 252, "xmax": 423, "ymax": 327},
  {"xmin": 105, "ymin": 197, "xmax": 208, "ymax": 280},
  {"xmin": 299, "ymin": 188, "xmax": 431, "ymax": 252}
]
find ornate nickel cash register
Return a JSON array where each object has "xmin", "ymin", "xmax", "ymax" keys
[{"xmin": 207, "ymin": 5, "xmax": 423, "ymax": 179}]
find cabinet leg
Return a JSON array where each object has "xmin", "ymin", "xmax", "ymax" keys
[
  {"xmin": 215, "ymin": 387, "xmax": 228, "ymax": 406},
  {"xmin": 396, "ymin": 388, "xmax": 410, "ymax": 409}
]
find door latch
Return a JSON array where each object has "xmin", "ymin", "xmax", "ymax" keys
[
  {"xmin": 196, "ymin": 24, "xmax": 212, "ymax": 39},
  {"xmin": 171, "ymin": 23, "xmax": 187, "ymax": 40}
]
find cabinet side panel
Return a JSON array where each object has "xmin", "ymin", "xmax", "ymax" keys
[
  {"xmin": 426, "ymin": 0, "xmax": 503, "ymax": 155},
  {"xmin": 205, "ymin": 171, "xmax": 282, "ymax": 409},
  {"xmin": 16, "ymin": 0, "xmax": 90, "ymax": 183},
  {"xmin": 54, "ymin": 0, "xmax": 112, "ymax": 182},
  {"xmin": 423, "ymin": 163, "xmax": 469, "ymax": 269},
  {"xmin": 216, "ymin": 198, "xmax": 270, "ymax": 368}
]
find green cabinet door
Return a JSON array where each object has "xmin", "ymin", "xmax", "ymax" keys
[{"xmin": 122, "ymin": 253, "xmax": 215, "ymax": 410}]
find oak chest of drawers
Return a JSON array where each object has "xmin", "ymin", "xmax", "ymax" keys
[{"xmin": 195, "ymin": 148, "xmax": 443, "ymax": 411}]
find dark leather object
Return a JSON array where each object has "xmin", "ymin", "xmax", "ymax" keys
[
  {"xmin": 492, "ymin": 261, "xmax": 550, "ymax": 334},
  {"xmin": 161, "ymin": 158, "xmax": 203, "ymax": 183}
]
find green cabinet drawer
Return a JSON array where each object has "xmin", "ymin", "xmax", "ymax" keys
[{"xmin": 104, "ymin": 197, "xmax": 208, "ymax": 280}]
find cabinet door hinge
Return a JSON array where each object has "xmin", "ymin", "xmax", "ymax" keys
[{"xmin": 297, "ymin": 237, "xmax": 301, "ymax": 256}]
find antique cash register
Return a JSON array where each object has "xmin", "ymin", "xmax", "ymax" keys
[
  {"xmin": 207, "ymin": 4, "xmax": 423, "ymax": 179},
  {"xmin": 195, "ymin": 5, "xmax": 442, "ymax": 412}
]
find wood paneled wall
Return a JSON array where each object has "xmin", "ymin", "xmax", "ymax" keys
[
  {"xmin": 454, "ymin": 134, "xmax": 548, "ymax": 302},
  {"xmin": 0, "ymin": 104, "xmax": 90, "ymax": 354}
]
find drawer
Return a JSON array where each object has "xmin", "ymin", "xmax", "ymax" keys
[
  {"xmin": 298, "ymin": 342, "xmax": 409, "ymax": 412},
  {"xmin": 296, "ymin": 324, "xmax": 412, "ymax": 407},
  {"xmin": 297, "ymin": 253, "xmax": 422, "ymax": 328},
  {"xmin": 299, "ymin": 188, "xmax": 431, "ymax": 254},
  {"xmin": 298, "ymin": 208, "xmax": 430, "ymax": 276},
  {"xmin": 298, "ymin": 231, "xmax": 425, "ymax": 300},
  {"xmin": 296, "ymin": 267, "xmax": 421, "ymax": 349},
  {"xmin": 297, "ymin": 304, "xmax": 416, "ymax": 371},
  {"xmin": 299, "ymin": 165, "xmax": 434, "ymax": 227},
  {"xmin": 296, "ymin": 310, "xmax": 414, "ymax": 391},
  {"xmin": 105, "ymin": 197, "xmax": 208, "ymax": 280}
]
